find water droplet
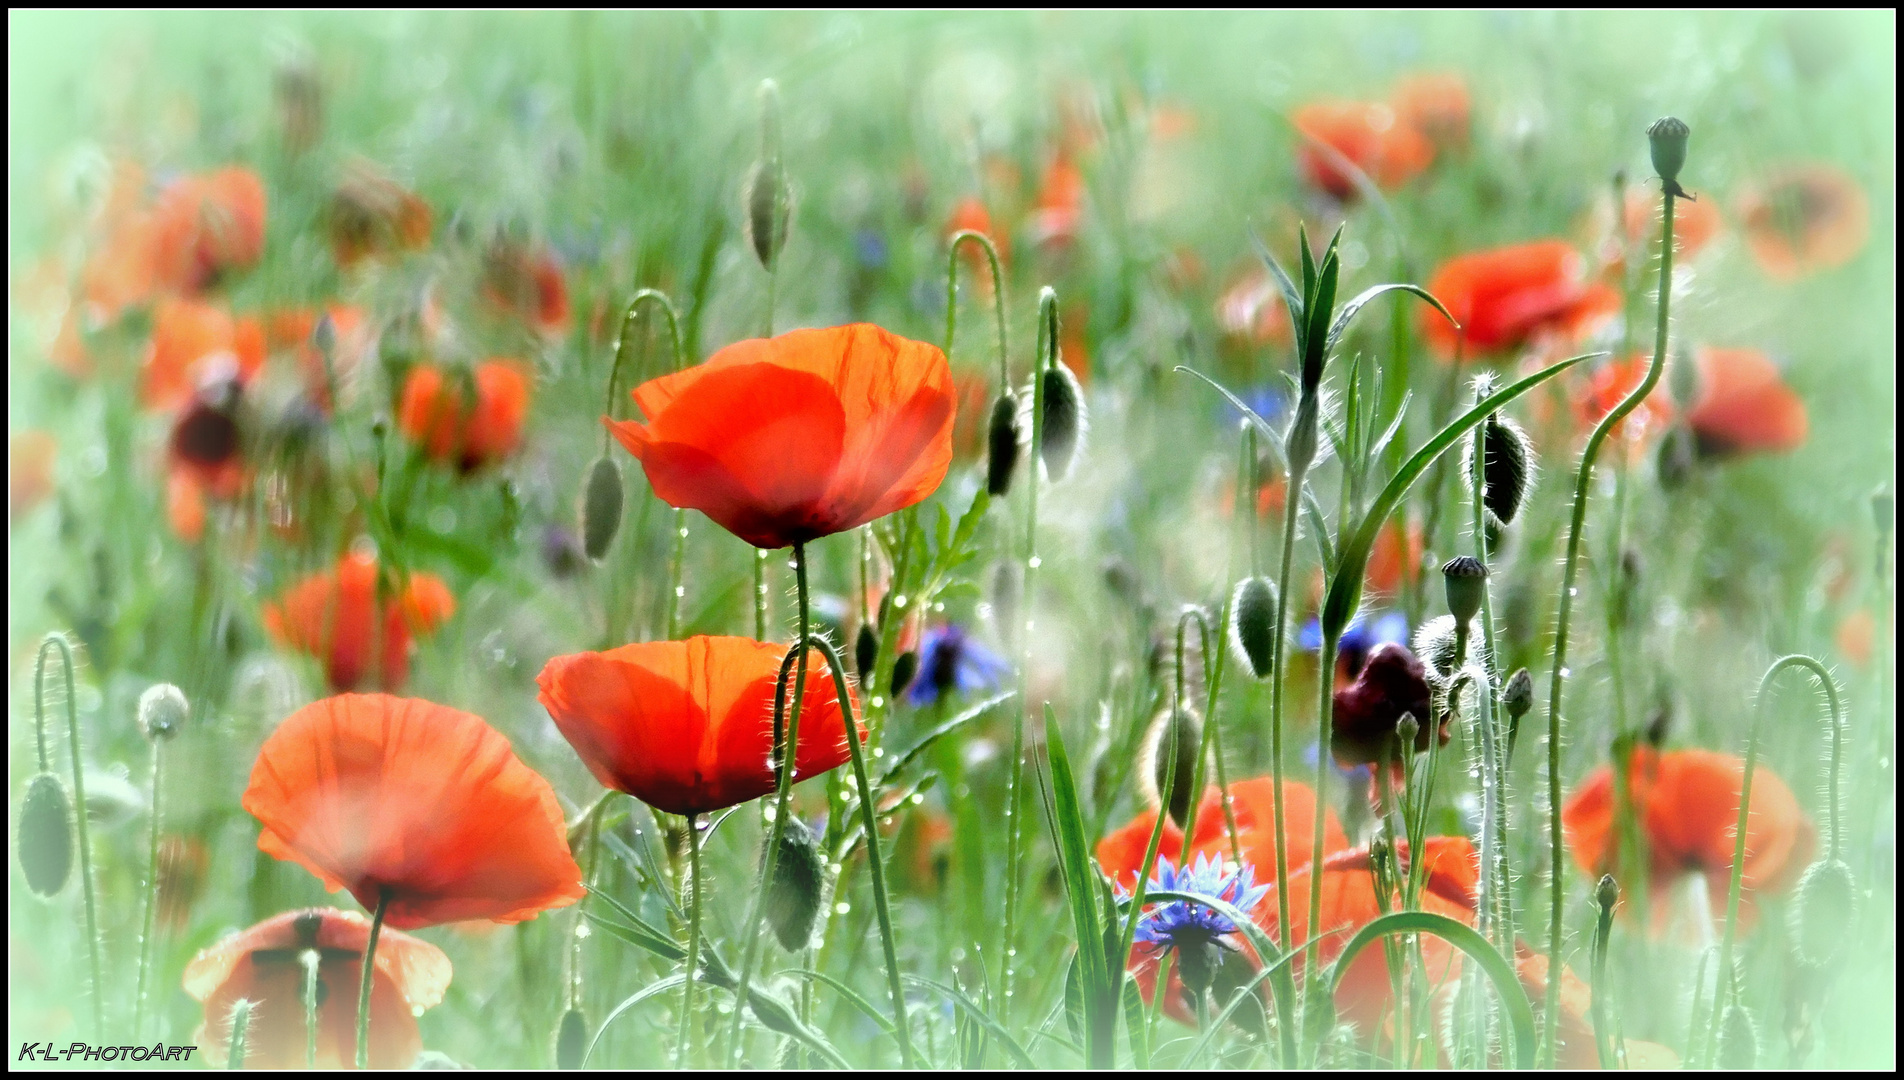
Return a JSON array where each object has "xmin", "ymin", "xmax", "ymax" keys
[
  {"xmin": 894, "ymin": 595, "xmax": 909, "ymax": 608},
  {"xmin": 933, "ymin": 602, "xmax": 945, "ymax": 613},
  {"xmin": 872, "ymin": 746, "xmax": 885, "ymax": 758},
  {"xmin": 675, "ymin": 586, "xmax": 686, "ymax": 597},
  {"xmin": 834, "ymin": 902, "xmax": 852, "ymax": 915},
  {"xmin": 1028, "ymin": 556, "xmax": 1042, "ymax": 569},
  {"xmin": 678, "ymin": 527, "xmax": 689, "ymax": 538},
  {"xmin": 1025, "ymin": 620, "xmax": 1036, "ymax": 632},
  {"xmin": 1568, "ymin": 588, "xmax": 1578, "ymax": 597},
  {"xmin": 694, "ymin": 818, "xmax": 710, "ymax": 832},
  {"xmin": 763, "ymin": 807, "xmax": 777, "ymax": 823},
  {"xmin": 871, "ymin": 696, "xmax": 885, "ymax": 708},
  {"xmin": 910, "ymin": 792, "xmax": 924, "ymax": 804},
  {"xmin": 1560, "ymin": 667, "xmax": 1571, "ymax": 678},
  {"xmin": 787, "ymin": 559, "xmax": 798, "ymax": 570},
  {"xmin": 576, "ymin": 922, "xmax": 592, "ymax": 939}
]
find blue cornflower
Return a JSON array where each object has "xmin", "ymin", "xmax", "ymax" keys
[
  {"xmin": 903, "ymin": 624, "xmax": 1010, "ymax": 708},
  {"xmin": 1298, "ymin": 610, "xmax": 1410, "ymax": 679},
  {"xmin": 1219, "ymin": 383, "xmax": 1289, "ymax": 429},
  {"xmin": 1125, "ymin": 853, "xmax": 1270, "ymax": 999}
]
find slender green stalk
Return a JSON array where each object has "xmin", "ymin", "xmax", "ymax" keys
[
  {"xmin": 355, "ymin": 891, "xmax": 389, "ymax": 1069},
  {"xmin": 1590, "ymin": 878, "xmax": 1618, "ymax": 1070},
  {"xmin": 944, "ymin": 230, "xmax": 1009, "ymax": 387},
  {"xmin": 302, "ymin": 949, "xmax": 320, "ymax": 1069},
  {"xmin": 227, "ymin": 999, "xmax": 252, "ymax": 1070},
  {"xmin": 133, "ymin": 739, "xmax": 166, "ymax": 1039},
  {"xmin": 38, "ymin": 636, "xmax": 102, "ymax": 1036},
  {"xmin": 677, "ymin": 813, "xmax": 703, "ymax": 1069},
  {"xmin": 1266, "ymin": 456, "xmax": 1306, "ymax": 954},
  {"xmin": 1468, "ymin": 402, "xmax": 1508, "ymax": 949},
  {"xmin": 1545, "ymin": 186, "xmax": 1676, "ymax": 1066},
  {"xmin": 606, "ymin": 289, "xmax": 690, "ymax": 640}
]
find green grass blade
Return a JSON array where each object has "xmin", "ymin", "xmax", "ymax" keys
[
  {"xmin": 904, "ymin": 975, "xmax": 1041, "ymax": 1068},
  {"xmin": 1042, "ymin": 703, "xmax": 1114, "ymax": 1066},
  {"xmin": 1325, "ymin": 283, "xmax": 1455, "ymax": 356},
  {"xmin": 780, "ymin": 968, "xmax": 898, "ymax": 1036},
  {"xmin": 1328, "ymin": 910, "xmax": 1536, "ymax": 1068}
]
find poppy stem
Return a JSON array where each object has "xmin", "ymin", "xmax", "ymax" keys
[
  {"xmin": 38, "ymin": 634, "xmax": 103, "ymax": 1037},
  {"xmin": 1590, "ymin": 875, "xmax": 1619, "ymax": 1070},
  {"xmin": 1467, "ymin": 394, "xmax": 1510, "ymax": 954},
  {"xmin": 1545, "ymin": 172, "xmax": 1678, "ymax": 1069},
  {"xmin": 132, "ymin": 737, "xmax": 166, "ymax": 1040},
  {"xmin": 302, "ymin": 949, "xmax": 320, "ymax": 1069},
  {"xmin": 677, "ymin": 813, "xmax": 703, "ymax": 1069},
  {"xmin": 355, "ymin": 890, "xmax": 388, "ymax": 1069},
  {"xmin": 1266, "ymin": 439, "xmax": 1307, "ymax": 961},
  {"xmin": 600, "ymin": 289, "xmax": 684, "ymax": 450},
  {"xmin": 944, "ymin": 230, "xmax": 1009, "ymax": 390}
]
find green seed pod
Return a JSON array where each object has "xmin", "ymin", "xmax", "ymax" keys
[
  {"xmin": 556, "ymin": 1008, "xmax": 588, "ymax": 1070},
  {"xmin": 1646, "ymin": 116, "xmax": 1690, "ymax": 186},
  {"xmin": 582, "ymin": 455, "xmax": 624, "ymax": 561},
  {"xmin": 1503, "ymin": 668, "xmax": 1534, "ymax": 720},
  {"xmin": 1471, "ymin": 413, "xmax": 1534, "ymax": 524},
  {"xmin": 1788, "ymin": 859, "xmax": 1857, "ymax": 966},
  {"xmin": 765, "ymin": 815, "xmax": 827, "ymax": 952},
  {"xmin": 1716, "ymin": 1004, "xmax": 1757, "ymax": 1070},
  {"xmin": 889, "ymin": 651, "xmax": 918, "ymax": 699},
  {"xmin": 854, "ymin": 622, "xmax": 879, "ymax": 687},
  {"xmin": 1037, "ymin": 365, "xmax": 1085, "ymax": 481},
  {"xmin": 138, "ymin": 683, "xmax": 189, "ymax": 742},
  {"xmin": 1230, "ymin": 576, "xmax": 1278, "ymax": 679},
  {"xmin": 1594, "ymin": 873, "xmax": 1620, "ymax": 915},
  {"xmin": 986, "ymin": 391, "xmax": 1022, "ymax": 497},
  {"xmin": 1441, "ymin": 556, "xmax": 1488, "ymax": 624},
  {"xmin": 1142, "ymin": 706, "xmax": 1203, "ymax": 830},
  {"xmin": 17, "ymin": 772, "xmax": 73, "ymax": 897}
]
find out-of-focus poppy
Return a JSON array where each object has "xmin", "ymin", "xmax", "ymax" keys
[
  {"xmin": 165, "ymin": 374, "xmax": 248, "ymax": 544},
  {"xmin": 267, "ymin": 305, "xmax": 370, "ymax": 412},
  {"xmin": 1435, "ymin": 948, "xmax": 1679, "ymax": 1069},
  {"xmin": 482, "ymin": 242, "xmax": 569, "ymax": 335},
  {"xmin": 1563, "ymin": 745, "xmax": 1815, "ymax": 933},
  {"xmin": 1610, "ymin": 187, "xmax": 1724, "ymax": 268},
  {"xmin": 156, "ymin": 834, "xmax": 210, "ymax": 932},
  {"xmin": 146, "ymin": 167, "xmax": 268, "ymax": 295},
  {"xmin": 330, "ymin": 162, "xmax": 432, "ymax": 268},
  {"xmin": 1573, "ymin": 354, "xmax": 1676, "ymax": 446},
  {"xmin": 607, "ymin": 324, "xmax": 955, "ymax": 550},
  {"xmin": 1292, "ymin": 100, "xmax": 1435, "ymax": 200},
  {"xmin": 1684, "ymin": 347, "xmax": 1807, "ymax": 456},
  {"xmin": 184, "ymin": 908, "xmax": 451, "ymax": 1070},
  {"xmin": 397, "ymin": 360, "xmax": 533, "ymax": 473},
  {"xmin": 1333, "ymin": 642, "xmax": 1443, "ymax": 769},
  {"xmin": 1735, "ymin": 163, "xmax": 1870, "ymax": 281},
  {"xmin": 10, "ymin": 429, "xmax": 56, "ymax": 523},
  {"xmin": 945, "ymin": 196, "xmax": 1009, "ymax": 292},
  {"xmin": 243, "ymin": 694, "xmax": 584, "ymax": 929},
  {"xmin": 262, "ymin": 554, "xmax": 456, "ymax": 692},
  {"xmin": 1365, "ymin": 519, "xmax": 1423, "ymax": 597},
  {"xmin": 1060, "ymin": 301, "xmax": 1091, "ymax": 384},
  {"xmin": 1097, "ymin": 776, "xmax": 1347, "ymax": 894},
  {"xmin": 143, "ymin": 299, "xmax": 266, "ymax": 411},
  {"xmin": 1216, "ymin": 267, "xmax": 1295, "ymax": 347},
  {"xmin": 1390, "ymin": 72, "xmax": 1471, "ymax": 151},
  {"xmin": 1836, "ymin": 609, "xmax": 1876, "ymax": 669},
  {"xmin": 950, "ymin": 369, "xmax": 992, "ymax": 460},
  {"xmin": 81, "ymin": 162, "xmax": 163, "ymax": 321},
  {"xmin": 1421, "ymin": 241, "xmax": 1618, "ymax": 357},
  {"xmin": 1026, "ymin": 151, "xmax": 1084, "ymax": 248},
  {"xmin": 902, "ymin": 807, "xmax": 956, "ymax": 891},
  {"xmin": 536, "ymin": 635, "xmax": 857, "ymax": 817}
]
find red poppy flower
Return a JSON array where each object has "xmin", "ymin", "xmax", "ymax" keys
[
  {"xmin": 10, "ymin": 429, "xmax": 56, "ymax": 523},
  {"xmin": 1216, "ymin": 267, "xmax": 1294, "ymax": 346},
  {"xmin": 397, "ymin": 360, "xmax": 533, "ymax": 472},
  {"xmin": 1563, "ymin": 746, "xmax": 1815, "ymax": 934},
  {"xmin": 950, "ymin": 369, "xmax": 993, "ymax": 460},
  {"xmin": 1735, "ymin": 163, "xmax": 1870, "ymax": 281},
  {"xmin": 1685, "ymin": 347, "xmax": 1807, "ymax": 456},
  {"xmin": 184, "ymin": 908, "xmax": 450, "ymax": 1070},
  {"xmin": 143, "ymin": 299, "xmax": 266, "ymax": 411},
  {"xmin": 537, "ymin": 635, "xmax": 857, "ymax": 817},
  {"xmin": 1618, "ymin": 187, "xmax": 1724, "ymax": 264},
  {"xmin": 1292, "ymin": 100, "xmax": 1435, "ymax": 201},
  {"xmin": 606, "ymin": 323, "xmax": 955, "ymax": 550},
  {"xmin": 156, "ymin": 834, "xmax": 210, "ymax": 932},
  {"xmin": 1573, "ymin": 353, "xmax": 1676, "ymax": 446},
  {"xmin": 1421, "ymin": 241, "xmax": 1619, "ymax": 357},
  {"xmin": 1096, "ymin": 777, "xmax": 1348, "ymax": 894},
  {"xmin": 243, "ymin": 694, "xmax": 585, "ymax": 929},
  {"xmin": 1434, "ymin": 948, "xmax": 1679, "ymax": 1070},
  {"xmin": 1837, "ymin": 609, "xmax": 1876, "ymax": 669},
  {"xmin": 147, "ymin": 167, "xmax": 268, "ymax": 295},
  {"xmin": 945, "ymin": 196, "xmax": 1009, "ymax": 292},
  {"xmin": 482, "ymin": 243, "xmax": 569, "ymax": 335},
  {"xmin": 165, "ymin": 375, "xmax": 249, "ymax": 543},
  {"xmin": 1026, "ymin": 152, "xmax": 1085, "ymax": 247},
  {"xmin": 1390, "ymin": 72, "xmax": 1471, "ymax": 151},
  {"xmin": 262, "ymin": 554, "xmax": 456, "ymax": 692},
  {"xmin": 1365, "ymin": 519, "xmax": 1423, "ymax": 597},
  {"xmin": 1333, "ymin": 643, "xmax": 1443, "ymax": 769},
  {"xmin": 330, "ymin": 162, "xmax": 433, "ymax": 269}
]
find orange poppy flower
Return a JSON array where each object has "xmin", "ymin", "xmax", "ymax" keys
[
  {"xmin": 1365, "ymin": 519, "xmax": 1423, "ymax": 597},
  {"xmin": 184, "ymin": 908, "xmax": 451, "ymax": 1070},
  {"xmin": 607, "ymin": 323, "xmax": 955, "ymax": 550},
  {"xmin": 1573, "ymin": 353, "xmax": 1676, "ymax": 445},
  {"xmin": 537, "ymin": 635, "xmax": 857, "ymax": 817},
  {"xmin": 1421, "ymin": 241, "xmax": 1619, "ymax": 357},
  {"xmin": 1096, "ymin": 777, "xmax": 1347, "ymax": 894},
  {"xmin": 10, "ymin": 429, "xmax": 56, "ymax": 523},
  {"xmin": 1685, "ymin": 346, "xmax": 1807, "ymax": 456},
  {"xmin": 1026, "ymin": 151, "xmax": 1085, "ymax": 247},
  {"xmin": 165, "ymin": 377, "xmax": 248, "ymax": 543},
  {"xmin": 1292, "ymin": 100, "xmax": 1435, "ymax": 201},
  {"xmin": 243, "ymin": 694, "xmax": 585, "ymax": 929},
  {"xmin": 330, "ymin": 162, "xmax": 432, "ymax": 268},
  {"xmin": 1622, "ymin": 186, "xmax": 1724, "ymax": 263},
  {"xmin": 1435, "ymin": 948, "xmax": 1679, "ymax": 1069},
  {"xmin": 268, "ymin": 305, "xmax": 370, "ymax": 412},
  {"xmin": 1216, "ymin": 267, "xmax": 1295, "ymax": 347},
  {"xmin": 1563, "ymin": 745, "xmax": 1815, "ymax": 933},
  {"xmin": 482, "ymin": 242, "xmax": 569, "ymax": 335},
  {"xmin": 1390, "ymin": 72, "xmax": 1471, "ymax": 151},
  {"xmin": 262, "ymin": 554, "xmax": 456, "ymax": 692},
  {"xmin": 950, "ymin": 369, "xmax": 993, "ymax": 460},
  {"xmin": 1735, "ymin": 163, "xmax": 1870, "ymax": 281},
  {"xmin": 1836, "ymin": 609, "xmax": 1876, "ymax": 669},
  {"xmin": 945, "ymin": 196, "xmax": 1009, "ymax": 292},
  {"xmin": 143, "ymin": 298, "xmax": 266, "ymax": 411},
  {"xmin": 147, "ymin": 167, "xmax": 268, "ymax": 295},
  {"xmin": 397, "ymin": 360, "xmax": 533, "ymax": 473}
]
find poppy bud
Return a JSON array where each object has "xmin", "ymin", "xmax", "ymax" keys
[
  {"xmin": 16, "ymin": 773, "xmax": 73, "ymax": 897},
  {"xmin": 582, "ymin": 455, "xmax": 624, "ymax": 561},
  {"xmin": 1656, "ymin": 425, "xmax": 1696, "ymax": 490},
  {"xmin": 1788, "ymin": 859, "xmax": 1857, "ymax": 966},
  {"xmin": 765, "ymin": 815, "xmax": 827, "ymax": 952},
  {"xmin": 1413, "ymin": 615, "xmax": 1462, "ymax": 683},
  {"xmin": 1669, "ymin": 348, "xmax": 1699, "ymax": 411},
  {"xmin": 1441, "ymin": 556, "xmax": 1488, "ymax": 624},
  {"xmin": 556, "ymin": 1008, "xmax": 588, "ymax": 1069},
  {"xmin": 227, "ymin": 997, "xmax": 254, "ymax": 1069},
  {"xmin": 986, "ymin": 391, "xmax": 1022, "ymax": 496},
  {"xmin": 1716, "ymin": 1004, "xmax": 1757, "ymax": 1070},
  {"xmin": 1037, "ymin": 364, "xmax": 1086, "ymax": 481},
  {"xmin": 1469, "ymin": 413, "xmax": 1533, "ymax": 525},
  {"xmin": 854, "ymin": 622, "xmax": 879, "ymax": 686},
  {"xmin": 1503, "ymin": 668, "xmax": 1534, "ymax": 720},
  {"xmin": 889, "ymin": 650, "xmax": 918, "ymax": 699},
  {"xmin": 1141, "ymin": 706, "xmax": 1202, "ymax": 830},
  {"xmin": 1594, "ymin": 873, "xmax": 1620, "ymax": 915},
  {"xmin": 1612, "ymin": 548, "xmax": 1642, "ymax": 629},
  {"xmin": 1646, "ymin": 116, "xmax": 1690, "ymax": 186},
  {"xmin": 745, "ymin": 161, "xmax": 792, "ymax": 270},
  {"xmin": 1230, "ymin": 576, "xmax": 1278, "ymax": 679},
  {"xmin": 139, "ymin": 682, "xmax": 189, "ymax": 742}
]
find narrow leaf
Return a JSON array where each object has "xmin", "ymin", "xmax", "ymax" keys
[
  {"xmin": 904, "ymin": 976, "xmax": 1040, "ymax": 1069},
  {"xmin": 1249, "ymin": 227, "xmax": 1306, "ymax": 361},
  {"xmin": 1328, "ymin": 910, "xmax": 1537, "ymax": 1068},
  {"xmin": 1326, "ymin": 283, "xmax": 1457, "ymax": 357}
]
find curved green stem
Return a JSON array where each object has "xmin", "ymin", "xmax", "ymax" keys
[
  {"xmin": 355, "ymin": 891, "xmax": 389, "ymax": 1069},
  {"xmin": 944, "ymin": 230, "xmax": 1010, "ymax": 389},
  {"xmin": 38, "ymin": 635, "xmax": 102, "ymax": 1037},
  {"xmin": 677, "ymin": 813, "xmax": 703, "ymax": 1069},
  {"xmin": 1544, "ymin": 187, "xmax": 1676, "ymax": 1066},
  {"xmin": 133, "ymin": 739, "xmax": 166, "ymax": 1039},
  {"xmin": 600, "ymin": 289, "xmax": 685, "ymax": 451}
]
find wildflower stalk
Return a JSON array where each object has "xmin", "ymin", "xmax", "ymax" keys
[
  {"xmin": 38, "ymin": 635, "xmax": 102, "ymax": 1036},
  {"xmin": 1467, "ymin": 399, "xmax": 1509, "ymax": 950},
  {"xmin": 228, "ymin": 999, "xmax": 252, "ymax": 1069},
  {"xmin": 354, "ymin": 890, "xmax": 389, "ymax": 1069},
  {"xmin": 132, "ymin": 738, "xmax": 167, "ymax": 1039},
  {"xmin": 302, "ymin": 949, "xmax": 321, "ymax": 1069},
  {"xmin": 1590, "ymin": 876, "xmax": 1619, "ymax": 1070},
  {"xmin": 943, "ymin": 230, "xmax": 1009, "ymax": 389},
  {"xmin": 1266, "ymin": 419, "xmax": 1307, "ymax": 957},
  {"xmin": 677, "ymin": 814, "xmax": 703, "ymax": 1069},
  {"xmin": 603, "ymin": 289, "xmax": 691, "ymax": 638},
  {"xmin": 1545, "ymin": 147, "xmax": 1679, "ymax": 1068},
  {"xmin": 725, "ymin": 542, "xmax": 813, "ymax": 1065}
]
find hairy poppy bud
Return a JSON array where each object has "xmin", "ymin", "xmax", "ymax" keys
[
  {"xmin": 1230, "ymin": 576, "xmax": 1278, "ymax": 679},
  {"xmin": 1503, "ymin": 668, "xmax": 1534, "ymax": 720},
  {"xmin": 1141, "ymin": 706, "xmax": 1203, "ymax": 830},
  {"xmin": 1413, "ymin": 615, "xmax": 1462, "ymax": 682},
  {"xmin": 1469, "ymin": 413, "xmax": 1533, "ymax": 524},
  {"xmin": 1657, "ymin": 425, "xmax": 1696, "ymax": 490},
  {"xmin": 854, "ymin": 622, "xmax": 879, "ymax": 687},
  {"xmin": 986, "ymin": 391, "xmax": 1021, "ymax": 496},
  {"xmin": 1788, "ymin": 859, "xmax": 1856, "ymax": 966},
  {"xmin": 1717, "ymin": 1004, "xmax": 1757, "ymax": 1070},
  {"xmin": 1441, "ymin": 556, "xmax": 1488, "ymax": 624},
  {"xmin": 745, "ymin": 81, "xmax": 791, "ymax": 269},
  {"xmin": 1646, "ymin": 116, "xmax": 1690, "ymax": 186},
  {"xmin": 1036, "ymin": 365, "xmax": 1085, "ymax": 481},
  {"xmin": 889, "ymin": 650, "xmax": 918, "ymax": 699},
  {"xmin": 1669, "ymin": 348, "xmax": 1699, "ymax": 411},
  {"xmin": 139, "ymin": 683, "xmax": 189, "ymax": 742},
  {"xmin": 1594, "ymin": 873, "xmax": 1620, "ymax": 915},
  {"xmin": 556, "ymin": 1008, "xmax": 588, "ymax": 1070},
  {"xmin": 1612, "ymin": 549, "xmax": 1642, "ymax": 629},
  {"xmin": 765, "ymin": 815, "xmax": 827, "ymax": 952},
  {"xmin": 1394, "ymin": 714, "xmax": 1419, "ymax": 752},
  {"xmin": 17, "ymin": 773, "xmax": 73, "ymax": 897},
  {"xmin": 582, "ymin": 455, "xmax": 624, "ymax": 561}
]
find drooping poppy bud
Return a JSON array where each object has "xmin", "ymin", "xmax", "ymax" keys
[
  {"xmin": 1646, "ymin": 117, "xmax": 1690, "ymax": 188},
  {"xmin": 16, "ymin": 773, "xmax": 73, "ymax": 897},
  {"xmin": 1142, "ymin": 706, "xmax": 1203, "ymax": 830},
  {"xmin": 555, "ymin": 1008, "xmax": 587, "ymax": 1070},
  {"xmin": 1717, "ymin": 1004, "xmax": 1758, "ymax": 1070},
  {"xmin": 1441, "ymin": 556, "xmax": 1488, "ymax": 624},
  {"xmin": 1469, "ymin": 413, "xmax": 1533, "ymax": 524},
  {"xmin": 138, "ymin": 683, "xmax": 189, "ymax": 742},
  {"xmin": 1657, "ymin": 425, "xmax": 1697, "ymax": 490},
  {"xmin": 1788, "ymin": 859, "xmax": 1856, "ymax": 966},
  {"xmin": 1503, "ymin": 668, "xmax": 1534, "ymax": 721},
  {"xmin": 854, "ymin": 622, "xmax": 879, "ymax": 687},
  {"xmin": 1229, "ymin": 576, "xmax": 1278, "ymax": 679},
  {"xmin": 581, "ymin": 456, "xmax": 624, "ymax": 562},
  {"xmin": 889, "ymin": 650, "xmax": 919, "ymax": 700},
  {"xmin": 1037, "ymin": 364, "xmax": 1085, "ymax": 481},
  {"xmin": 986, "ymin": 391, "xmax": 1022, "ymax": 496},
  {"xmin": 765, "ymin": 815, "xmax": 826, "ymax": 952}
]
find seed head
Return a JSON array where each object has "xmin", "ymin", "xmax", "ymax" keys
[
  {"xmin": 1229, "ymin": 576, "xmax": 1278, "ymax": 679},
  {"xmin": 1646, "ymin": 116, "xmax": 1690, "ymax": 186},
  {"xmin": 139, "ymin": 683, "xmax": 189, "ymax": 742},
  {"xmin": 1441, "ymin": 556, "xmax": 1488, "ymax": 624}
]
